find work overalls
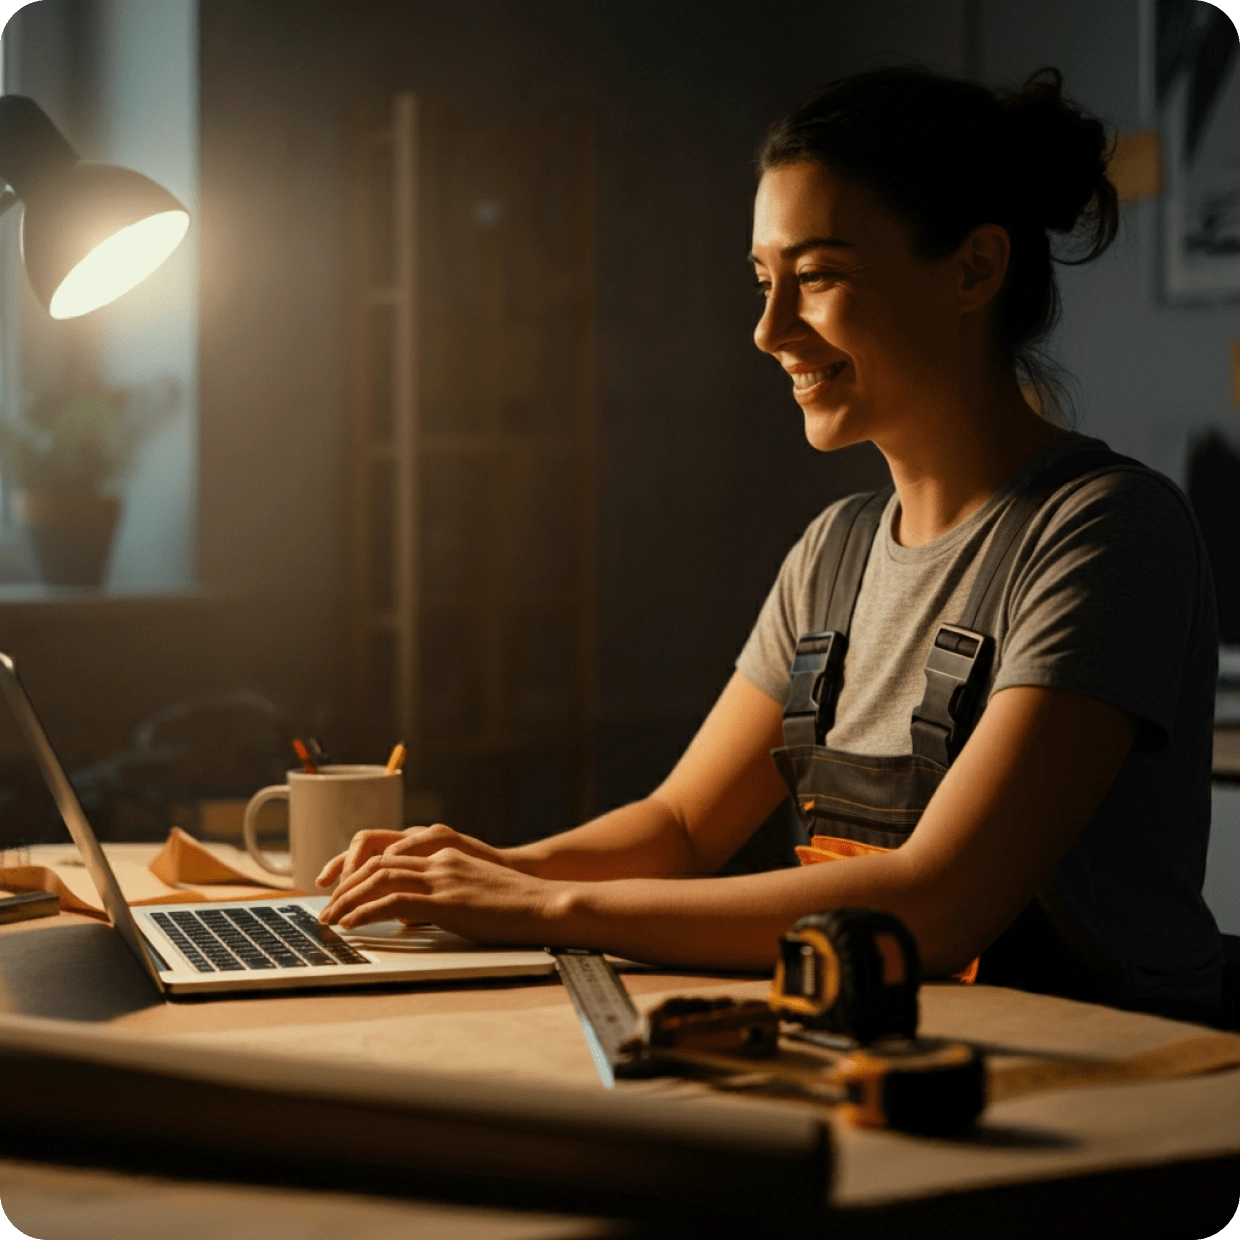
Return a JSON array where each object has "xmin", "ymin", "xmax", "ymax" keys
[{"xmin": 772, "ymin": 445, "xmax": 1138, "ymax": 1000}]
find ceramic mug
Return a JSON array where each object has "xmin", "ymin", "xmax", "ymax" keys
[{"xmin": 242, "ymin": 764, "xmax": 404, "ymax": 894}]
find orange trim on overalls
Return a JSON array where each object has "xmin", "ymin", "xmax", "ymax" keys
[{"xmin": 795, "ymin": 835, "xmax": 980, "ymax": 985}]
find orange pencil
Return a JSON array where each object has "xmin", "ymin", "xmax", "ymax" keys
[
  {"xmin": 292, "ymin": 738, "xmax": 318, "ymax": 774},
  {"xmin": 385, "ymin": 742, "xmax": 406, "ymax": 774}
]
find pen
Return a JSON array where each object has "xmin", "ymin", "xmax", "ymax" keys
[
  {"xmin": 292, "ymin": 738, "xmax": 318, "ymax": 774},
  {"xmin": 385, "ymin": 742, "xmax": 406, "ymax": 774}
]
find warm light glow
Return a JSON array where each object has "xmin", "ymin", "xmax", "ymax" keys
[{"xmin": 48, "ymin": 209, "xmax": 190, "ymax": 319}]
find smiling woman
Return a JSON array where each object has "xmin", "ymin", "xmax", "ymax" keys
[{"xmin": 319, "ymin": 67, "xmax": 1234, "ymax": 1031}]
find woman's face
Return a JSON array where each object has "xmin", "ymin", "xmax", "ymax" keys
[{"xmin": 750, "ymin": 161, "xmax": 970, "ymax": 454}]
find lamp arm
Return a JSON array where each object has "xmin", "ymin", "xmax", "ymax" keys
[{"xmin": 0, "ymin": 97, "xmax": 79, "ymax": 202}]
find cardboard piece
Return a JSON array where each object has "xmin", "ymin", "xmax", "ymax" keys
[{"xmin": 0, "ymin": 833, "xmax": 297, "ymax": 920}]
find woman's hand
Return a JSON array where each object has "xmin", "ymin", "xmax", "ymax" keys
[
  {"xmin": 317, "ymin": 846, "xmax": 572, "ymax": 942},
  {"xmin": 315, "ymin": 823, "xmax": 510, "ymax": 890}
]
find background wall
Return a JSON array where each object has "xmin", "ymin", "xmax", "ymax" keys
[
  {"xmin": 981, "ymin": 0, "xmax": 1240, "ymax": 477},
  {"xmin": 195, "ymin": 0, "xmax": 967, "ymax": 815}
]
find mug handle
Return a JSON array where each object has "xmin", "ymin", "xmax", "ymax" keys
[{"xmin": 243, "ymin": 784, "xmax": 294, "ymax": 875}]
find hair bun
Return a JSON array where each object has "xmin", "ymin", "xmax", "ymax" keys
[{"xmin": 1001, "ymin": 68, "xmax": 1116, "ymax": 251}]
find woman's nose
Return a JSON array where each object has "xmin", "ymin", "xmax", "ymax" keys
[{"xmin": 753, "ymin": 280, "xmax": 802, "ymax": 355}]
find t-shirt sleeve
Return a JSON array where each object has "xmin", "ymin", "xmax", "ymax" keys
[
  {"xmin": 736, "ymin": 504, "xmax": 844, "ymax": 706},
  {"xmin": 991, "ymin": 470, "xmax": 1204, "ymax": 749}
]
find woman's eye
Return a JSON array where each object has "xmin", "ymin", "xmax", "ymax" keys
[
  {"xmin": 798, "ymin": 269, "xmax": 839, "ymax": 287},
  {"xmin": 754, "ymin": 279, "xmax": 771, "ymax": 298}
]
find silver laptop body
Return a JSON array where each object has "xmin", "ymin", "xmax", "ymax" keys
[{"xmin": 0, "ymin": 652, "xmax": 555, "ymax": 996}]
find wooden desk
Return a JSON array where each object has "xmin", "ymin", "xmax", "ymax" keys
[{"xmin": 1, "ymin": 904, "xmax": 1238, "ymax": 1238}]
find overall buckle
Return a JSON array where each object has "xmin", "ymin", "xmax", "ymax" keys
[
  {"xmin": 783, "ymin": 631, "xmax": 846, "ymax": 747},
  {"xmin": 910, "ymin": 624, "xmax": 994, "ymax": 766}
]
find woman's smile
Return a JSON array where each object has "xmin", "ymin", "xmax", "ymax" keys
[{"xmin": 788, "ymin": 360, "xmax": 847, "ymax": 398}]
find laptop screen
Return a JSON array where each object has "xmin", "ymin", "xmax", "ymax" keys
[{"xmin": 0, "ymin": 652, "xmax": 167, "ymax": 995}]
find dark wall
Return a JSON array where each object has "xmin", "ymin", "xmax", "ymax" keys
[{"xmin": 197, "ymin": 0, "xmax": 964, "ymax": 817}]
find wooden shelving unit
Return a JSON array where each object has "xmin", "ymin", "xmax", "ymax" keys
[{"xmin": 348, "ymin": 92, "xmax": 597, "ymax": 844}]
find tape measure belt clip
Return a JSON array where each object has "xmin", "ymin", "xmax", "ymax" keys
[{"xmin": 772, "ymin": 910, "xmax": 921, "ymax": 1045}]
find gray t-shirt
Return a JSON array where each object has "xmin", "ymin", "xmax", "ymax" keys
[{"xmin": 737, "ymin": 434, "xmax": 1224, "ymax": 1016}]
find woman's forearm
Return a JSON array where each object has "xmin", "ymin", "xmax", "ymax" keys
[
  {"xmin": 542, "ymin": 849, "xmax": 939, "ymax": 972},
  {"xmin": 502, "ymin": 793, "xmax": 704, "ymax": 881}
]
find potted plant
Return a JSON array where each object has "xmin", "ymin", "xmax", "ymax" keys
[{"xmin": 0, "ymin": 379, "xmax": 179, "ymax": 587}]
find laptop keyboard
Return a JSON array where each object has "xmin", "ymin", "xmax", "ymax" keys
[{"xmin": 150, "ymin": 904, "xmax": 369, "ymax": 974}]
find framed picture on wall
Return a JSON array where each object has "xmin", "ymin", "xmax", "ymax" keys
[{"xmin": 1149, "ymin": 0, "xmax": 1240, "ymax": 303}]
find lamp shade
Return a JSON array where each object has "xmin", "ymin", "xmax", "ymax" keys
[{"xmin": 0, "ymin": 95, "xmax": 190, "ymax": 319}]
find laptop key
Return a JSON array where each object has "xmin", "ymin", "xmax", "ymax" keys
[
  {"xmin": 151, "ymin": 913, "xmax": 216, "ymax": 972},
  {"xmin": 198, "ymin": 910, "xmax": 279, "ymax": 969},
  {"xmin": 221, "ymin": 909, "xmax": 308, "ymax": 968},
  {"xmin": 251, "ymin": 907, "xmax": 337, "ymax": 965},
  {"xmin": 277, "ymin": 905, "xmax": 369, "ymax": 965},
  {"xmin": 170, "ymin": 909, "xmax": 275, "ymax": 971}
]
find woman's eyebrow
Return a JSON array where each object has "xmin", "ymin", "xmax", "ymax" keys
[{"xmin": 747, "ymin": 236, "xmax": 855, "ymax": 263}]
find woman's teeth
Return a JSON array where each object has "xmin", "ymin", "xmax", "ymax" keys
[{"xmin": 792, "ymin": 362, "xmax": 845, "ymax": 390}]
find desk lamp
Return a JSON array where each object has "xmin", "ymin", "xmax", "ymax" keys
[{"xmin": 0, "ymin": 94, "xmax": 189, "ymax": 318}]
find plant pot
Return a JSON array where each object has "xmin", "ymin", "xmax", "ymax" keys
[{"xmin": 17, "ymin": 489, "xmax": 122, "ymax": 587}]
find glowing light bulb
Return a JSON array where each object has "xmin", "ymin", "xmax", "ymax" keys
[{"xmin": 48, "ymin": 209, "xmax": 189, "ymax": 319}]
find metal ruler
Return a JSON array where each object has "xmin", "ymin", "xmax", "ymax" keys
[{"xmin": 551, "ymin": 947, "xmax": 645, "ymax": 1088}]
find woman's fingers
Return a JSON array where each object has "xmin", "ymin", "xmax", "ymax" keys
[
  {"xmin": 315, "ymin": 854, "xmax": 345, "ymax": 887},
  {"xmin": 336, "ymin": 889, "xmax": 430, "ymax": 929},
  {"xmin": 317, "ymin": 825, "xmax": 500, "ymax": 891},
  {"xmin": 320, "ymin": 828, "xmax": 410, "ymax": 888},
  {"xmin": 319, "ymin": 852, "xmax": 432, "ymax": 924},
  {"xmin": 385, "ymin": 823, "xmax": 496, "ymax": 864}
]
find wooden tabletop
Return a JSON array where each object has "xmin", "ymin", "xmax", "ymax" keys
[{"xmin": 1, "ymin": 876, "xmax": 1239, "ymax": 1236}]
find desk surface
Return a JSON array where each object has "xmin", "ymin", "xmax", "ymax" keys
[{"xmin": 1, "ymin": 864, "xmax": 1239, "ymax": 1237}]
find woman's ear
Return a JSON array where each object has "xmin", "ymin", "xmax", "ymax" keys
[{"xmin": 956, "ymin": 223, "xmax": 1011, "ymax": 312}]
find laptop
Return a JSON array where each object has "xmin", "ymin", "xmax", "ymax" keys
[{"xmin": 0, "ymin": 651, "xmax": 557, "ymax": 996}]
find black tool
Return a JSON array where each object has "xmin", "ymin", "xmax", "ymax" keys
[
  {"xmin": 771, "ymin": 908, "xmax": 920, "ymax": 1045},
  {"xmin": 0, "ymin": 891, "xmax": 59, "ymax": 924},
  {"xmin": 830, "ymin": 1039, "xmax": 986, "ymax": 1135},
  {"xmin": 770, "ymin": 908, "xmax": 985, "ymax": 1133}
]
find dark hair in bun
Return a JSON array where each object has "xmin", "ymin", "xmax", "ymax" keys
[{"xmin": 758, "ymin": 66, "xmax": 1118, "ymax": 414}]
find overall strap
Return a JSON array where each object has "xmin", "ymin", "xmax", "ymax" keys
[
  {"xmin": 783, "ymin": 486, "xmax": 894, "ymax": 747},
  {"xmin": 910, "ymin": 444, "xmax": 1139, "ymax": 767}
]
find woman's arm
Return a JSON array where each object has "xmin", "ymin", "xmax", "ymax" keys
[
  {"xmin": 320, "ymin": 683, "xmax": 1136, "ymax": 974},
  {"xmin": 317, "ymin": 672, "xmax": 790, "ymax": 888}
]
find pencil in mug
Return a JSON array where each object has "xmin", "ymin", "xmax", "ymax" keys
[
  {"xmin": 386, "ymin": 742, "xmax": 406, "ymax": 774},
  {"xmin": 292, "ymin": 738, "xmax": 317, "ymax": 774}
]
